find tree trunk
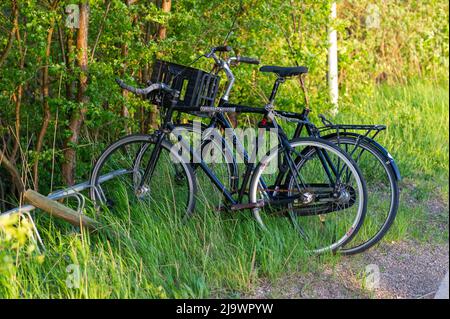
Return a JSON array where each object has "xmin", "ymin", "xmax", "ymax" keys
[
  {"xmin": 121, "ymin": 2, "xmax": 129, "ymax": 126},
  {"xmin": 158, "ymin": 0, "xmax": 171, "ymax": 40},
  {"xmin": 91, "ymin": 0, "xmax": 111, "ymax": 60},
  {"xmin": 121, "ymin": 41, "xmax": 130, "ymax": 130},
  {"xmin": 11, "ymin": 12, "xmax": 26, "ymax": 161},
  {"xmin": 149, "ymin": 0, "xmax": 172, "ymax": 129},
  {"xmin": 141, "ymin": 21, "xmax": 153, "ymax": 133},
  {"xmin": 12, "ymin": 85, "xmax": 22, "ymax": 160},
  {"xmin": 65, "ymin": 27, "xmax": 75, "ymax": 100},
  {"xmin": 62, "ymin": 2, "xmax": 89, "ymax": 186}
]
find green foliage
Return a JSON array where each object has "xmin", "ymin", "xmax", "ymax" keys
[
  {"xmin": 0, "ymin": 0, "xmax": 448, "ymax": 194},
  {"xmin": 0, "ymin": 214, "xmax": 44, "ymax": 297},
  {"xmin": 337, "ymin": 0, "xmax": 449, "ymax": 92}
]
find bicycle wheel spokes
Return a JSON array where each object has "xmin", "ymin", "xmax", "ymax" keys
[
  {"xmin": 90, "ymin": 136, "xmax": 196, "ymax": 220},
  {"xmin": 289, "ymin": 146, "xmax": 363, "ymax": 252},
  {"xmin": 93, "ymin": 141, "xmax": 143, "ymax": 213},
  {"xmin": 142, "ymin": 146, "xmax": 193, "ymax": 219},
  {"xmin": 250, "ymin": 138, "xmax": 366, "ymax": 254}
]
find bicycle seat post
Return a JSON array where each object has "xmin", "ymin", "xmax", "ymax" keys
[{"xmin": 267, "ymin": 77, "xmax": 285, "ymax": 108}]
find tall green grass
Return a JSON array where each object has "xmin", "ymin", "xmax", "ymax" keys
[
  {"xmin": 1, "ymin": 193, "xmax": 329, "ymax": 298},
  {"xmin": 0, "ymin": 79, "xmax": 448, "ymax": 298},
  {"xmin": 334, "ymin": 79, "xmax": 449, "ymax": 243}
]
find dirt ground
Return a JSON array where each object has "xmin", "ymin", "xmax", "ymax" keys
[{"xmin": 246, "ymin": 240, "xmax": 449, "ymax": 299}]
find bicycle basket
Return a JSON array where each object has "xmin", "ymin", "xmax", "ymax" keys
[{"xmin": 149, "ymin": 59, "xmax": 221, "ymax": 108}]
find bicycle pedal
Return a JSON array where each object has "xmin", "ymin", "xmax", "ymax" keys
[
  {"xmin": 230, "ymin": 200, "xmax": 265, "ymax": 211},
  {"xmin": 136, "ymin": 185, "xmax": 150, "ymax": 198}
]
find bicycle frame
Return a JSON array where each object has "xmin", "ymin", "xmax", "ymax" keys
[
  {"xmin": 209, "ymin": 49, "xmax": 399, "ymax": 183},
  {"xmin": 174, "ymin": 104, "xmax": 341, "ymax": 195},
  {"xmin": 138, "ymin": 101, "xmax": 343, "ymax": 210},
  {"xmin": 192, "ymin": 105, "xmax": 399, "ymax": 195}
]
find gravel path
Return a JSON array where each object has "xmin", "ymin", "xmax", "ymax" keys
[
  {"xmin": 342, "ymin": 240, "xmax": 449, "ymax": 298},
  {"xmin": 246, "ymin": 240, "xmax": 449, "ymax": 299}
]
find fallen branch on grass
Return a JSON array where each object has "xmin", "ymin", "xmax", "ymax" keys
[
  {"xmin": 22, "ymin": 189, "xmax": 138, "ymax": 247},
  {"xmin": 23, "ymin": 189, "xmax": 99, "ymax": 231}
]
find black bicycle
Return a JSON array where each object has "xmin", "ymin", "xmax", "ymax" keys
[
  {"xmin": 132, "ymin": 46, "xmax": 400, "ymax": 255},
  {"xmin": 89, "ymin": 46, "xmax": 368, "ymax": 254}
]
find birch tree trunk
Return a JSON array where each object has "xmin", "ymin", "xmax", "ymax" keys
[{"xmin": 328, "ymin": 2, "xmax": 338, "ymax": 114}]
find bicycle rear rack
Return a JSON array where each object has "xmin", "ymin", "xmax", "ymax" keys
[{"xmin": 317, "ymin": 114, "xmax": 386, "ymax": 141}]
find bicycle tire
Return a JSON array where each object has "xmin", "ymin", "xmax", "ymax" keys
[
  {"xmin": 89, "ymin": 134, "xmax": 197, "ymax": 220},
  {"xmin": 324, "ymin": 136, "xmax": 399, "ymax": 255},
  {"xmin": 249, "ymin": 137, "xmax": 368, "ymax": 254}
]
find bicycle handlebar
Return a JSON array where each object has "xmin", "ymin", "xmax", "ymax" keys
[
  {"xmin": 204, "ymin": 46, "xmax": 260, "ymax": 101},
  {"xmin": 235, "ymin": 56, "xmax": 260, "ymax": 65},
  {"xmin": 206, "ymin": 46, "xmax": 260, "ymax": 66},
  {"xmin": 117, "ymin": 46, "xmax": 258, "ymax": 103},
  {"xmin": 115, "ymin": 78, "xmax": 177, "ymax": 96}
]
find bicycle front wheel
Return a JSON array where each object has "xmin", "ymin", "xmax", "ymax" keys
[
  {"xmin": 89, "ymin": 134, "xmax": 197, "ymax": 220},
  {"xmin": 249, "ymin": 137, "xmax": 367, "ymax": 254}
]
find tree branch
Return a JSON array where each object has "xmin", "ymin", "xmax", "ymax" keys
[
  {"xmin": 0, "ymin": 149, "xmax": 25, "ymax": 194},
  {"xmin": 90, "ymin": 0, "xmax": 111, "ymax": 60},
  {"xmin": 0, "ymin": 0, "xmax": 19, "ymax": 67}
]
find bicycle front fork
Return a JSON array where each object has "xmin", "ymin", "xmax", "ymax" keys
[{"xmin": 136, "ymin": 130, "xmax": 165, "ymax": 195}]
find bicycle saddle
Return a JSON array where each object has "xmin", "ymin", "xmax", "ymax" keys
[{"xmin": 259, "ymin": 65, "xmax": 308, "ymax": 77}]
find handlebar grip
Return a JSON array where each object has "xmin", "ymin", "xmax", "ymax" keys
[
  {"xmin": 213, "ymin": 45, "xmax": 232, "ymax": 52},
  {"xmin": 115, "ymin": 78, "xmax": 147, "ymax": 95},
  {"xmin": 237, "ymin": 56, "xmax": 260, "ymax": 65},
  {"xmin": 115, "ymin": 78, "xmax": 179, "ymax": 98}
]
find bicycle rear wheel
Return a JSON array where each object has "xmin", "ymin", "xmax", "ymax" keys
[
  {"xmin": 324, "ymin": 135, "xmax": 399, "ymax": 255},
  {"xmin": 89, "ymin": 134, "xmax": 197, "ymax": 220},
  {"xmin": 249, "ymin": 137, "xmax": 367, "ymax": 254}
]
